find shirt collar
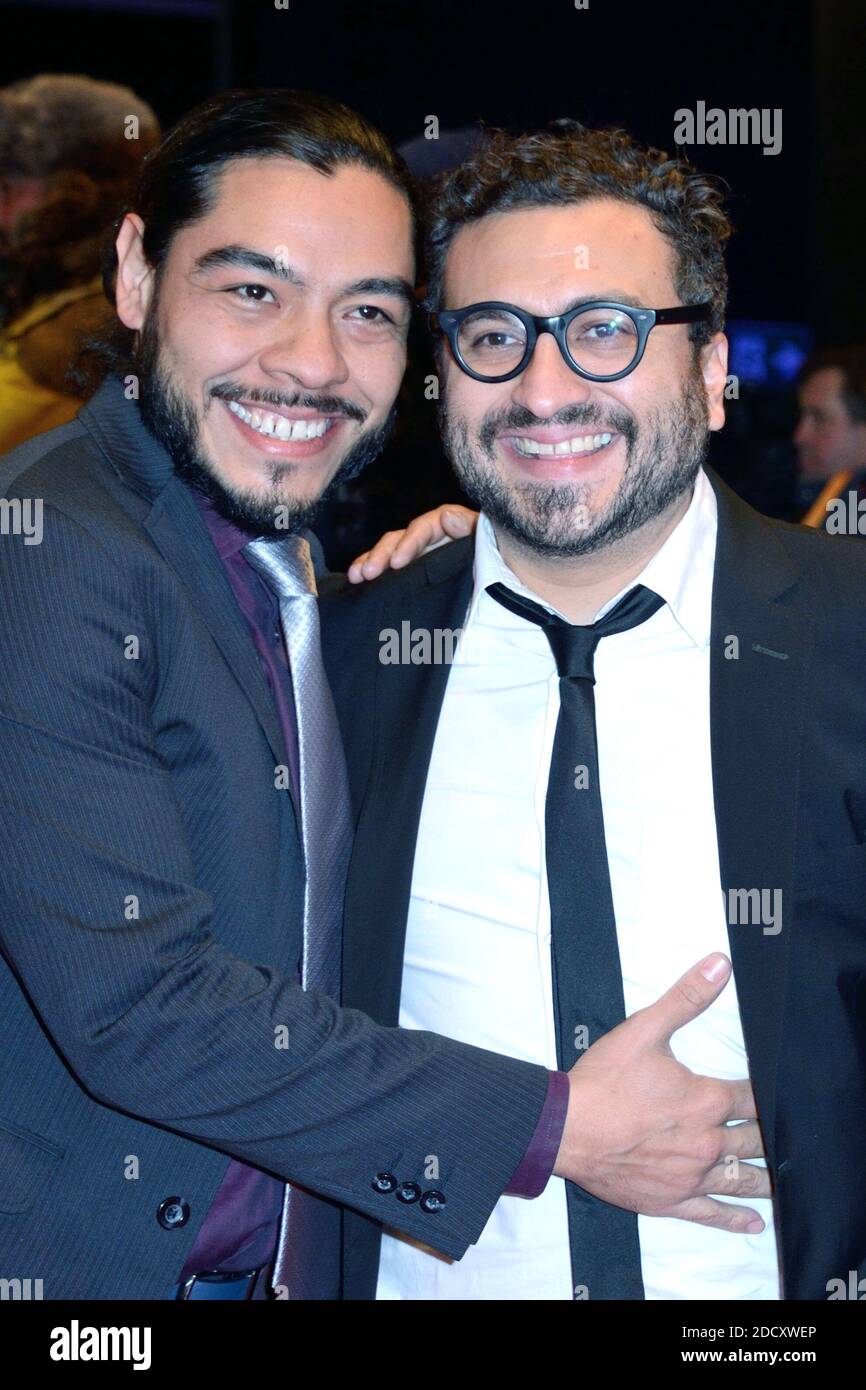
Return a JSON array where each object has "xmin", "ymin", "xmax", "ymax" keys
[
  {"xmin": 471, "ymin": 467, "xmax": 717, "ymax": 650},
  {"xmin": 189, "ymin": 485, "xmax": 329, "ymax": 579},
  {"xmin": 189, "ymin": 485, "xmax": 258, "ymax": 562}
]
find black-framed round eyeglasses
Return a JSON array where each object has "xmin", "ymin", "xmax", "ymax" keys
[{"xmin": 429, "ymin": 300, "xmax": 713, "ymax": 383}]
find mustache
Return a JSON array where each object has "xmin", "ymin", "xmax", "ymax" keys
[
  {"xmin": 477, "ymin": 402, "xmax": 638, "ymax": 452},
  {"xmin": 210, "ymin": 381, "xmax": 367, "ymax": 424}
]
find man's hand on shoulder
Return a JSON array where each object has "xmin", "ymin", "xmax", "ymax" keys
[{"xmin": 347, "ymin": 505, "xmax": 478, "ymax": 583}]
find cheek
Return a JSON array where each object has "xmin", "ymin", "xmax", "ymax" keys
[
  {"xmin": 445, "ymin": 369, "xmax": 506, "ymax": 428},
  {"xmin": 161, "ymin": 295, "xmax": 244, "ymax": 379},
  {"xmin": 343, "ymin": 339, "xmax": 406, "ymax": 412}
]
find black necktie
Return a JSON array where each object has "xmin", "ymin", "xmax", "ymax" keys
[{"xmin": 487, "ymin": 579, "xmax": 665, "ymax": 1300}]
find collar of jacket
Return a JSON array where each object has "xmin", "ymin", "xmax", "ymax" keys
[
  {"xmin": 2, "ymin": 274, "xmax": 104, "ymax": 342},
  {"xmin": 78, "ymin": 369, "xmax": 176, "ymax": 502}
]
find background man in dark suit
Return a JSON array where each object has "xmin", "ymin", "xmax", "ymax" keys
[
  {"xmin": 322, "ymin": 123, "xmax": 866, "ymax": 1299},
  {"xmin": 793, "ymin": 344, "xmax": 866, "ymax": 531}
]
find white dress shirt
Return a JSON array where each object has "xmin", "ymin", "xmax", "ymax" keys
[{"xmin": 376, "ymin": 469, "xmax": 781, "ymax": 1300}]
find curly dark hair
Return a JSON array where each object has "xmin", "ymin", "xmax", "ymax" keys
[{"xmin": 424, "ymin": 120, "xmax": 732, "ymax": 349}]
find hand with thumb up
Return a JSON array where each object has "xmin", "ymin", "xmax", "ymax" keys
[{"xmin": 553, "ymin": 953, "xmax": 770, "ymax": 1233}]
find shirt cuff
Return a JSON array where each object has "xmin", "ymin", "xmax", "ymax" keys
[{"xmin": 503, "ymin": 1069, "xmax": 570, "ymax": 1198}]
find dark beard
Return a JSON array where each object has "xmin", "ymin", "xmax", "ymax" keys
[
  {"xmin": 135, "ymin": 304, "xmax": 395, "ymax": 537},
  {"xmin": 441, "ymin": 372, "xmax": 709, "ymax": 559}
]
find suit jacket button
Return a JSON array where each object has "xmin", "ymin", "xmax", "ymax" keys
[
  {"xmin": 395, "ymin": 1181, "xmax": 421, "ymax": 1204},
  {"xmin": 420, "ymin": 1190, "xmax": 446, "ymax": 1214},
  {"xmin": 157, "ymin": 1196, "xmax": 190, "ymax": 1229},
  {"xmin": 371, "ymin": 1172, "xmax": 398, "ymax": 1194}
]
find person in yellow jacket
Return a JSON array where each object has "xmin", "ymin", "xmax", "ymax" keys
[
  {"xmin": 0, "ymin": 273, "xmax": 110, "ymax": 451},
  {"xmin": 0, "ymin": 73, "xmax": 159, "ymax": 453}
]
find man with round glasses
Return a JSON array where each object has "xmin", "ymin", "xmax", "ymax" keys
[{"xmin": 325, "ymin": 121, "xmax": 866, "ymax": 1301}]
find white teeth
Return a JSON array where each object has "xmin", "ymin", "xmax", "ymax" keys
[
  {"xmin": 227, "ymin": 400, "xmax": 333, "ymax": 441},
  {"xmin": 511, "ymin": 431, "xmax": 613, "ymax": 457}
]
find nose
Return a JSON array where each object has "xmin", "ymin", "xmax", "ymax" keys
[
  {"xmin": 258, "ymin": 306, "xmax": 350, "ymax": 392},
  {"xmin": 792, "ymin": 416, "xmax": 812, "ymax": 449},
  {"xmin": 510, "ymin": 330, "xmax": 593, "ymax": 419}
]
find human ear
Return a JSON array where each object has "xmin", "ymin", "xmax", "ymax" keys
[{"xmin": 115, "ymin": 212, "xmax": 155, "ymax": 332}]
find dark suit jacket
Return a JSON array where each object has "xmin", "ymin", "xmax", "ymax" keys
[
  {"xmin": 320, "ymin": 467, "xmax": 866, "ymax": 1301},
  {"xmin": 0, "ymin": 373, "xmax": 549, "ymax": 1299}
]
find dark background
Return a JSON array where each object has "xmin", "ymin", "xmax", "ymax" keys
[{"xmin": 2, "ymin": 0, "xmax": 863, "ymax": 555}]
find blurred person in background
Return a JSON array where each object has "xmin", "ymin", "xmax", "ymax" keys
[
  {"xmin": 794, "ymin": 344, "xmax": 866, "ymax": 533},
  {"xmin": 0, "ymin": 73, "xmax": 160, "ymax": 451}
]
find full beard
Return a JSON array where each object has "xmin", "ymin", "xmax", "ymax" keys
[
  {"xmin": 135, "ymin": 306, "xmax": 395, "ymax": 538},
  {"xmin": 441, "ymin": 371, "xmax": 710, "ymax": 559}
]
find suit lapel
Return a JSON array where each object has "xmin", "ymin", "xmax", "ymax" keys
[
  {"xmin": 707, "ymin": 470, "xmax": 814, "ymax": 1159},
  {"xmin": 342, "ymin": 541, "xmax": 475, "ymax": 1023},
  {"xmin": 143, "ymin": 478, "xmax": 292, "ymax": 783},
  {"xmin": 77, "ymin": 376, "xmax": 295, "ymax": 811}
]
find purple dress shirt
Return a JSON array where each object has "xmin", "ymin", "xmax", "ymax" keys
[{"xmin": 178, "ymin": 487, "xmax": 567, "ymax": 1281}]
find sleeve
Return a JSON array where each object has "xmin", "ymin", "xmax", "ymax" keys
[
  {"xmin": 503, "ymin": 1070, "xmax": 570, "ymax": 1197},
  {"xmin": 0, "ymin": 502, "xmax": 551, "ymax": 1260}
]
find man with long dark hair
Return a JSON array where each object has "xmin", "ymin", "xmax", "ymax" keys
[{"xmin": 0, "ymin": 88, "xmax": 663, "ymax": 1302}]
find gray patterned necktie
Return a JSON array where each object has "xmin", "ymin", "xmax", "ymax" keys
[{"xmin": 243, "ymin": 533, "xmax": 352, "ymax": 1298}]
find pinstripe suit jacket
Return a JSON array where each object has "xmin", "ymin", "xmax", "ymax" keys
[{"xmin": 0, "ymin": 373, "xmax": 549, "ymax": 1299}]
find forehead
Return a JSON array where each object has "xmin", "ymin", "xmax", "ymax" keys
[
  {"xmin": 169, "ymin": 155, "xmax": 414, "ymax": 279},
  {"xmin": 800, "ymin": 366, "xmax": 845, "ymax": 406},
  {"xmin": 444, "ymin": 196, "xmax": 676, "ymax": 308}
]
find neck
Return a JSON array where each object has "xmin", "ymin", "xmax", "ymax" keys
[{"xmin": 493, "ymin": 484, "xmax": 695, "ymax": 623}]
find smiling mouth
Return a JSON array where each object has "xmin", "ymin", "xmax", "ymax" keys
[
  {"xmin": 507, "ymin": 431, "xmax": 615, "ymax": 458},
  {"xmin": 226, "ymin": 399, "xmax": 338, "ymax": 442}
]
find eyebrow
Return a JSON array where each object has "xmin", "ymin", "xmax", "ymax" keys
[
  {"xmin": 192, "ymin": 245, "xmax": 306, "ymax": 284},
  {"xmin": 557, "ymin": 291, "xmax": 646, "ymax": 313},
  {"xmin": 192, "ymin": 245, "xmax": 414, "ymax": 307},
  {"xmin": 341, "ymin": 276, "xmax": 415, "ymax": 310}
]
